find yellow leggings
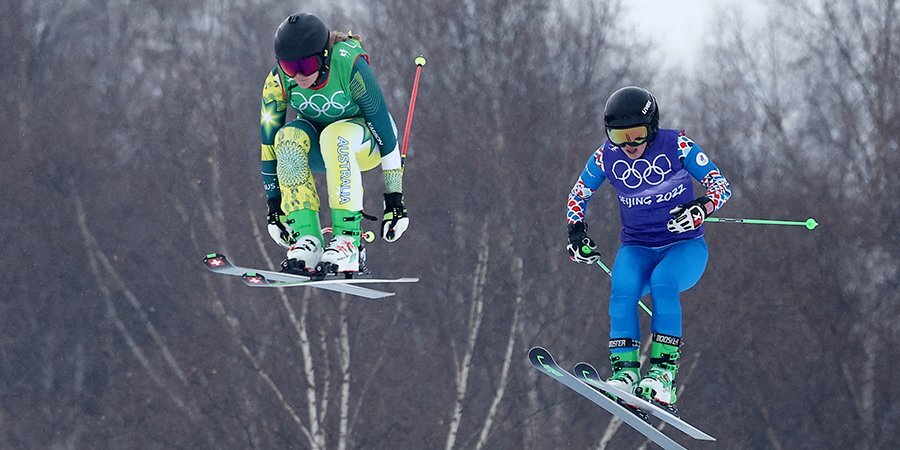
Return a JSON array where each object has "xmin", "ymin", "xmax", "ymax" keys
[{"xmin": 273, "ymin": 117, "xmax": 381, "ymax": 214}]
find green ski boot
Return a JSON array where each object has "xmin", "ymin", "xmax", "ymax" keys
[
  {"xmin": 283, "ymin": 209, "xmax": 323, "ymax": 274},
  {"xmin": 635, "ymin": 333, "xmax": 682, "ymax": 413},
  {"xmin": 318, "ymin": 209, "xmax": 364, "ymax": 274},
  {"xmin": 607, "ymin": 346, "xmax": 641, "ymax": 394},
  {"xmin": 605, "ymin": 340, "xmax": 649, "ymax": 421}
]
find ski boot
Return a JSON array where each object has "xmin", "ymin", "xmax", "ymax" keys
[
  {"xmin": 635, "ymin": 333, "xmax": 682, "ymax": 415},
  {"xmin": 317, "ymin": 210, "xmax": 364, "ymax": 277},
  {"xmin": 607, "ymin": 348, "xmax": 641, "ymax": 393},
  {"xmin": 281, "ymin": 209, "xmax": 323, "ymax": 275},
  {"xmin": 605, "ymin": 341, "xmax": 649, "ymax": 422}
]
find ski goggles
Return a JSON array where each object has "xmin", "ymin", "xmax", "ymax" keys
[
  {"xmin": 278, "ymin": 54, "xmax": 323, "ymax": 77},
  {"xmin": 606, "ymin": 125, "xmax": 649, "ymax": 147}
]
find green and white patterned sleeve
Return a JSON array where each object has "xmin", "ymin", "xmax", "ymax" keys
[{"xmin": 349, "ymin": 58, "xmax": 403, "ymax": 194}]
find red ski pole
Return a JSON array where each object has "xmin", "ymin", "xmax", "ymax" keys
[{"xmin": 400, "ymin": 55, "xmax": 427, "ymax": 159}]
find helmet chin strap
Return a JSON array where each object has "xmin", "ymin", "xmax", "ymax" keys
[
  {"xmin": 311, "ymin": 48, "xmax": 330, "ymax": 88},
  {"xmin": 311, "ymin": 66, "xmax": 328, "ymax": 88}
]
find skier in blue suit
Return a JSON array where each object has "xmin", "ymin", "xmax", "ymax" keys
[{"xmin": 566, "ymin": 86, "xmax": 731, "ymax": 409}]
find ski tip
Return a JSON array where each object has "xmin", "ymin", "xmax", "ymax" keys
[
  {"xmin": 203, "ymin": 253, "xmax": 228, "ymax": 270},
  {"xmin": 528, "ymin": 347, "xmax": 568, "ymax": 378},
  {"xmin": 573, "ymin": 362, "xmax": 600, "ymax": 382},
  {"xmin": 527, "ymin": 346, "xmax": 554, "ymax": 363},
  {"xmin": 574, "ymin": 361, "xmax": 595, "ymax": 371},
  {"xmin": 241, "ymin": 272, "xmax": 268, "ymax": 287}
]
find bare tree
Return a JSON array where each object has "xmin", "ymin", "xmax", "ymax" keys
[
  {"xmin": 9, "ymin": 0, "xmax": 899, "ymax": 448},
  {"xmin": 671, "ymin": 1, "xmax": 899, "ymax": 448}
]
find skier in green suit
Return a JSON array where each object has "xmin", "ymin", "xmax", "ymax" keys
[{"xmin": 260, "ymin": 12, "xmax": 409, "ymax": 274}]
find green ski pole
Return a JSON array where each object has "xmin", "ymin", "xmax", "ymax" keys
[
  {"xmin": 584, "ymin": 245, "xmax": 653, "ymax": 317},
  {"xmin": 705, "ymin": 217, "xmax": 819, "ymax": 230}
]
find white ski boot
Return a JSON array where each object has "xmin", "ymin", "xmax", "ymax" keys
[
  {"xmin": 319, "ymin": 235, "xmax": 360, "ymax": 273},
  {"xmin": 635, "ymin": 334, "xmax": 682, "ymax": 414},
  {"xmin": 317, "ymin": 210, "xmax": 366, "ymax": 274},
  {"xmin": 607, "ymin": 348, "xmax": 641, "ymax": 394},
  {"xmin": 281, "ymin": 209, "xmax": 324, "ymax": 274},
  {"xmin": 604, "ymin": 344, "xmax": 650, "ymax": 422},
  {"xmin": 285, "ymin": 235, "xmax": 323, "ymax": 273}
]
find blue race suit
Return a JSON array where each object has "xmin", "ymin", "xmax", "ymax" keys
[{"xmin": 567, "ymin": 129, "xmax": 731, "ymax": 349}]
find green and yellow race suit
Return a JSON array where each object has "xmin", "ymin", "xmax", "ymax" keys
[{"xmin": 259, "ymin": 38, "xmax": 403, "ymax": 243}]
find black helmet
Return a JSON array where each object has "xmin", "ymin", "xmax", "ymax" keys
[
  {"xmin": 274, "ymin": 13, "xmax": 329, "ymax": 60},
  {"xmin": 604, "ymin": 86, "xmax": 660, "ymax": 143}
]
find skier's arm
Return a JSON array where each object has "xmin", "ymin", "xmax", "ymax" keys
[
  {"xmin": 260, "ymin": 67, "xmax": 288, "ymax": 200},
  {"xmin": 348, "ymin": 57, "xmax": 403, "ymax": 194},
  {"xmin": 260, "ymin": 68, "xmax": 294, "ymax": 248},
  {"xmin": 565, "ymin": 146, "xmax": 606, "ymax": 264},
  {"xmin": 566, "ymin": 146, "xmax": 608, "ymax": 224},
  {"xmin": 677, "ymin": 133, "xmax": 731, "ymax": 215}
]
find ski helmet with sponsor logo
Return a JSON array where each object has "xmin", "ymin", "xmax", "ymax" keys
[
  {"xmin": 274, "ymin": 13, "xmax": 329, "ymax": 61},
  {"xmin": 604, "ymin": 86, "xmax": 660, "ymax": 144}
]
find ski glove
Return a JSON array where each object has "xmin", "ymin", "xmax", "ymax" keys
[
  {"xmin": 667, "ymin": 197, "xmax": 713, "ymax": 233},
  {"xmin": 567, "ymin": 222, "xmax": 601, "ymax": 264},
  {"xmin": 382, "ymin": 192, "xmax": 409, "ymax": 242},
  {"xmin": 266, "ymin": 197, "xmax": 294, "ymax": 248}
]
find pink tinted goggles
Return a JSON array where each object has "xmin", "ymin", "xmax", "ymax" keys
[{"xmin": 278, "ymin": 54, "xmax": 322, "ymax": 77}]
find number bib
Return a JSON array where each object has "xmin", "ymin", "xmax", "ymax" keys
[
  {"xmin": 602, "ymin": 129, "xmax": 701, "ymax": 245},
  {"xmin": 280, "ymin": 39, "xmax": 368, "ymax": 127}
]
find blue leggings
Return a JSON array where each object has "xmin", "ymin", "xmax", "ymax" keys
[{"xmin": 608, "ymin": 237, "xmax": 708, "ymax": 352}]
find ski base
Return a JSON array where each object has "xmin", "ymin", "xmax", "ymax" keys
[
  {"xmin": 574, "ymin": 367, "xmax": 653, "ymax": 423},
  {"xmin": 528, "ymin": 347, "xmax": 686, "ymax": 450},
  {"xmin": 203, "ymin": 253, "xmax": 417, "ymax": 299},
  {"xmin": 573, "ymin": 362, "xmax": 715, "ymax": 441}
]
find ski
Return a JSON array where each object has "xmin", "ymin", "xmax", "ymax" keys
[
  {"xmin": 573, "ymin": 362, "xmax": 716, "ymax": 441},
  {"xmin": 203, "ymin": 253, "xmax": 417, "ymax": 299},
  {"xmin": 528, "ymin": 347, "xmax": 686, "ymax": 450},
  {"xmin": 241, "ymin": 272, "xmax": 419, "ymax": 289}
]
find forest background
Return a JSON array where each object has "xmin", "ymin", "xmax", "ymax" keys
[{"xmin": 2, "ymin": 0, "xmax": 897, "ymax": 448}]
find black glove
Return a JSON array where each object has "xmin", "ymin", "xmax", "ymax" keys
[
  {"xmin": 266, "ymin": 197, "xmax": 294, "ymax": 248},
  {"xmin": 567, "ymin": 222, "xmax": 601, "ymax": 264},
  {"xmin": 667, "ymin": 197, "xmax": 713, "ymax": 233},
  {"xmin": 382, "ymin": 192, "xmax": 409, "ymax": 242}
]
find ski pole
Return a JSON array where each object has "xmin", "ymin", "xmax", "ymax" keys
[
  {"xmin": 584, "ymin": 246, "xmax": 653, "ymax": 317},
  {"xmin": 400, "ymin": 55, "xmax": 427, "ymax": 159},
  {"xmin": 705, "ymin": 217, "xmax": 819, "ymax": 230}
]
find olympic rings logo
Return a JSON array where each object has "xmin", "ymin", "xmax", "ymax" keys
[
  {"xmin": 610, "ymin": 154, "xmax": 672, "ymax": 189},
  {"xmin": 291, "ymin": 91, "xmax": 353, "ymax": 118}
]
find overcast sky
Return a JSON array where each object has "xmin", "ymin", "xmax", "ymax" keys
[{"xmin": 619, "ymin": 1, "xmax": 767, "ymax": 71}]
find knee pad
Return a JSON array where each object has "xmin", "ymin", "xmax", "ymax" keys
[
  {"xmin": 649, "ymin": 284, "xmax": 682, "ymax": 336},
  {"xmin": 608, "ymin": 295, "xmax": 642, "ymax": 341},
  {"xmin": 275, "ymin": 120, "xmax": 319, "ymax": 187}
]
